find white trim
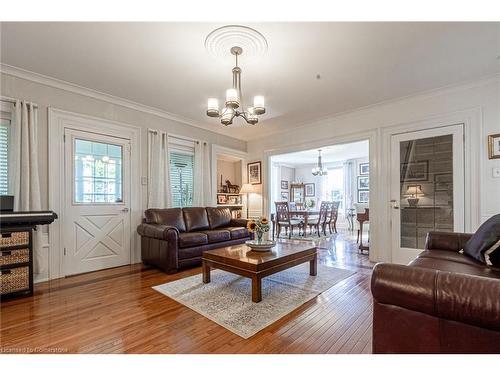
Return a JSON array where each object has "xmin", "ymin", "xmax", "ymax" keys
[
  {"xmin": 380, "ymin": 107, "xmax": 481, "ymax": 262},
  {"xmin": 211, "ymin": 145, "xmax": 249, "ymax": 208},
  {"xmin": 48, "ymin": 108, "xmax": 142, "ymax": 279},
  {"xmin": 1, "ymin": 63, "xmax": 243, "ymax": 142}
]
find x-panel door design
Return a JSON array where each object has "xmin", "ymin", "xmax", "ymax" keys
[{"xmin": 63, "ymin": 128, "xmax": 131, "ymax": 276}]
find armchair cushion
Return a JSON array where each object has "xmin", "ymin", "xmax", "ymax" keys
[{"xmin": 463, "ymin": 214, "xmax": 500, "ymax": 264}]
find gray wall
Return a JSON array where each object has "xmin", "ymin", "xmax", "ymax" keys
[{"xmin": 1, "ymin": 73, "xmax": 246, "ymax": 211}]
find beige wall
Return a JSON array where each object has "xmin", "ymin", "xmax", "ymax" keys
[{"xmin": 216, "ymin": 160, "xmax": 242, "ymax": 190}]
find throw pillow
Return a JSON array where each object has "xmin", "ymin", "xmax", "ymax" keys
[{"xmin": 462, "ymin": 214, "xmax": 500, "ymax": 264}]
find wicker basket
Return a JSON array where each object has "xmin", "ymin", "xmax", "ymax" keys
[
  {"xmin": 0, "ymin": 248, "xmax": 30, "ymax": 266},
  {"xmin": 0, "ymin": 231, "xmax": 29, "ymax": 248},
  {"xmin": 0, "ymin": 266, "xmax": 29, "ymax": 294}
]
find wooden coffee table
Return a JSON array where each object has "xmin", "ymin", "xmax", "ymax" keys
[{"xmin": 202, "ymin": 240, "xmax": 317, "ymax": 303}]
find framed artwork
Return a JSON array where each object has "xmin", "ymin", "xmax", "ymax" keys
[
  {"xmin": 357, "ymin": 176, "xmax": 369, "ymax": 190},
  {"xmin": 358, "ymin": 190, "xmax": 369, "ymax": 203},
  {"xmin": 434, "ymin": 173, "xmax": 453, "ymax": 192},
  {"xmin": 280, "ymin": 191, "xmax": 289, "ymax": 201},
  {"xmin": 281, "ymin": 180, "xmax": 288, "ymax": 190},
  {"xmin": 488, "ymin": 133, "xmax": 500, "ymax": 159},
  {"xmin": 359, "ymin": 163, "xmax": 369, "ymax": 175},
  {"xmin": 247, "ymin": 161, "xmax": 262, "ymax": 185},
  {"xmin": 400, "ymin": 161, "xmax": 429, "ymax": 182},
  {"xmin": 217, "ymin": 194, "xmax": 227, "ymax": 204},
  {"xmin": 304, "ymin": 183, "xmax": 315, "ymax": 197}
]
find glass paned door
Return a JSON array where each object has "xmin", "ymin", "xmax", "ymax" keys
[{"xmin": 391, "ymin": 125, "xmax": 464, "ymax": 264}]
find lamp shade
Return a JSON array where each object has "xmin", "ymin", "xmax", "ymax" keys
[
  {"xmin": 226, "ymin": 88, "xmax": 239, "ymax": 108},
  {"xmin": 239, "ymin": 183, "xmax": 254, "ymax": 194},
  {"xmin": 253, "ymin": 95, "xmax": 265, "ymax": 115},
  {"xmin": 207, "ymin": 98, "xmax": 219, "ymax": 117},
  {"xmin": 405, "ymin": 185, "xmax": 424, "ymax": 196}
]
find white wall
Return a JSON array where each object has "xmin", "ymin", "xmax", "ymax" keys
[
  {"xmin": 1, "ymin": 72, "xmax": 246, "ymax": 281},
  {"xmin": 248, "ymin": 76, "xmax": 500, "ymax": 262}
]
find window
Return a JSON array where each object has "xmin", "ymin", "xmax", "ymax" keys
[
  {"xmin": 0, "ymin": 109, "xmax": 11, "ymax": 195},
  {"xmin": 169, "ymin": 151, "xmax": 194, "ymax": 208},
  {"xmin": 326, "ymin": 167, "xmax": 344, "ymax": 209},
  {"xmin": 74, "ymin": 138, "xmax": 123, "ymax": 203}
]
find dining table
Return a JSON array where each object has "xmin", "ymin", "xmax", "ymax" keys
[{"xmin": 271, "ymin": 209, "xmax": 320, "ymax": 239}]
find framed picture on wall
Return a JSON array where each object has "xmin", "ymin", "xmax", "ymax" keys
[
  {"xmin": 488, "ymin": 133, "xmax": 500, "ymax": 159},
  {"xmin": 247, "ymin": 161, "xmax": 262, "ymax": 185},
  {"xmin": 281, "ymin": 180, "xmax": 288, "ymax": 189},
  {"xmin": 359, "ymin": 163, "xmax": 369, "ymax": 175},
  {"xmin": 280, "ymin": 191, "xmax": 289, "ymax": 201},
  {"xmin": 400, "ymin": 161, "xmax": 429, "ymax": 182},
  {"xmin": 358, "ymin": 190, "xmax": 369, "ymax": 203},
  {"xmin": 357, "ymin": 176, "xmax": 369, "ymax": 190},
  {"xmin": 304, "ymin": 183, "xmax": 315, "ymax": 197}
]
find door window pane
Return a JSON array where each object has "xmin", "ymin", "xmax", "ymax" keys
[
  {"xmin": 74, "ymin": 139, "xmax": 123, "ymax": 203},
  {"xmin": 400, "ymin": 134, "xmax": 453, "ymax": 249}
]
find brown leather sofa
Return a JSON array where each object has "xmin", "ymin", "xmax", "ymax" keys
[
  {"xmin": 137, "ymin": 207, "xmax": 251, "ymax": 274},
  {"xmin": 371, "ymin": 231, "xmax": 500, "ymax": 353}
]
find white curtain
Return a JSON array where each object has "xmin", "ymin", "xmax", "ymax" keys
[
  {"xmin": 147, "ymin": 130, "xmax": 171, "ymax": 208},
  {"xmin": 343, "ymin": 160, "xmax": 354, "ymax": 214},
  {"xmin": 193, "ymin": 141, "xmax": 212, "ymax": 206},
  {"xmin": 10, "ymin": 101, "xmax": 43, "ymax": 272}
]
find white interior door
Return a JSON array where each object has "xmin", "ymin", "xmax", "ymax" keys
[
  {"xmin": 390, "ymin": 124, "xmax": 465, "ymax": 264},
  {"xmin": 63, "ymin": 128, "xmax": 131, "ymax": 275}
]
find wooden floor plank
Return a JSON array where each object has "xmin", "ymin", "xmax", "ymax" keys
[{"xmin": 0, "ymin": 231, "xmax": 374, "ymax": 353}]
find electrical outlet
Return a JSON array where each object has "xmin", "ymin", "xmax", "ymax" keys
[
  {"xmin": 141, "ymin": 176, "xmax": 148, "ymax": 185},
  {"xmin": 493, "ymin": 167, "xmax": 500, "ymax": 178}
]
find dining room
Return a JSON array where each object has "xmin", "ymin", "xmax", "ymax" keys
[{"xmin": 268, "ymin": 140, "xmax": 370, "ymax": 253}]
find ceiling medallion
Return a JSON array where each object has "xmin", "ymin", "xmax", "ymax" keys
[
  {"xmin": 205, "ymin": 26, "xmax": 267, "ymax": 126},
  {"xmin": 312, "ymin": 150, "xmax": 328, "ymax": 176}
]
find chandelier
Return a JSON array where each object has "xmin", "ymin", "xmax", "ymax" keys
[
  {"xmin": 206, "ymin": 46, "xmax": 266, "ymax": 126},
  {"xmin": 312, "ymin": 150, "xmax": 328, "ymax": 176}
]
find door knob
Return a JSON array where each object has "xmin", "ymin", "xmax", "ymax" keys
[
  {"xmin": 390, "ymin": 200, "xmax": 399, "ymax": 210},
  {"xmin": 121, "ymin": 208, "xmax": 130, "ymax": 212}
]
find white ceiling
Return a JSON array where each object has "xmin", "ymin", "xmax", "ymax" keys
[
  {"xmin": 271, "ymin": 140, "xmax": 369, "ymax": 166},
  {"xmin": 1, "ymin": 22, "xmax": 499, "ymax": 141}
]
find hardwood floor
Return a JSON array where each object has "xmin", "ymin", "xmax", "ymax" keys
[{"xmin": 0, "ymin": 231, "xmax": 374, "ymax": 354}]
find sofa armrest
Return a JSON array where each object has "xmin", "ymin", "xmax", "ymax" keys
[
  {"xmin": 229, "ymin": 218, "xmax": 249, "ymax": 227},
  {"xmin": 137, "ymin": 223, "xmax": 179, "ymax": 241},
  {"xmin": 371, "ymin": 263, "xmax": 500, "ymax": 331},
  {"xmin": 424, "ymin": 231, "xmax": 473, "ymax": 252}
]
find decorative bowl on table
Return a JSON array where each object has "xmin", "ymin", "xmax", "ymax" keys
[{"xmin": 245, "ymin": 240, "xmax": 276, "ymax": 252}]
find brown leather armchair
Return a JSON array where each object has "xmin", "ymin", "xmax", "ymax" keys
[
  {"xmin": 371, "ymin": 231, "xmax": 500, "ymax": 353},
  {"xmin": 137, "ymin": 207, "xmax": 251, "ymax": 274}
]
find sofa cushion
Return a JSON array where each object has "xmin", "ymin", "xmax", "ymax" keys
[
  {"xmin": 178, "ymin": 232, "xmax": 208, "ymax": 248},
  {"xmin": 202, "ymin": 229, "xmax": 231, "ymax": 243},
  {"xmin": 182, "ymin": 207, "xmax": 210, "ymax": 232},
  {"xmin": 206, "ymin": 207, "xmax": 232, "ymax": 229},
  {"xmin": 222, "ymin": 226, "xmax": 249, "ymax": 240},
  {"xmin": 409, "ymin": 257, "xmax": 500, "ymax": 279},
  {"xmin": 144, "ymin": 208, "xmax": 186, "ymax": 232},
  {"xmin": 463, "ymin": 214, "xmax": 500, "ymax": 263}
]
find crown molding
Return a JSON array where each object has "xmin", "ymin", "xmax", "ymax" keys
[{"xmin": 0, "ymin": 63, "xmax": 245, "ymax": 141}]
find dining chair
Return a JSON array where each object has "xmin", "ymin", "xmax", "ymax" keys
[
  {"xmin": 325, "ymin": 201, "xmax": 340, "ymax": 234},
  {"xmin": 306, "ymin": 201, "xmax": 331, "ymax": 237},
  {"xmin": 275, "ymin": 201, "xmax": 303, "ymax": 239}
]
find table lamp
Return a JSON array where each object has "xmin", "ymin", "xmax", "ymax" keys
[
  {"xmin": 240, "ymin": 183, "xmax": 254, "ymax": 219},
  {"xmin": 405, "ymin": 185, "xmax": 424, "ymax": 207}
]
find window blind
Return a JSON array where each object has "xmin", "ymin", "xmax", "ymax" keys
[
  {"xmin": 169, "ymin": 151, "xmax": 194, "ymax": 208},
  {"xmin": 0, "ymin": 120, "xmax": 10, "ymax": 195}
]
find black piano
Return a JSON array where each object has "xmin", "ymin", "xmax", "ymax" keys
[{"xmin": 0, "ymin": 209, "xmax": 57, "ymax": 300}]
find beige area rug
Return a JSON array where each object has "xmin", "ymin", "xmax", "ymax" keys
[{"xmin": 153, "ymin": 264, "xmax": 355, "ymax": 339}]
